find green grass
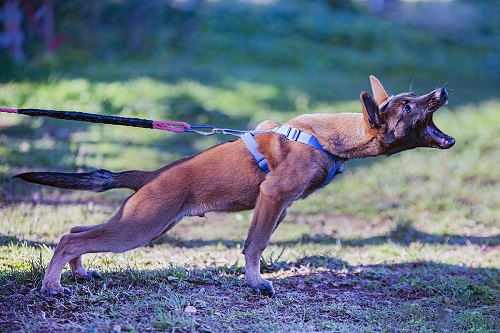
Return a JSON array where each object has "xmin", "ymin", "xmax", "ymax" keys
[
  {"xmin": 0, "ymin": 1, "xmax": 499, "ymax": 331},
  {"xmin": 0, "ymin": 79, "xmax": 498, "ymax": 331}
]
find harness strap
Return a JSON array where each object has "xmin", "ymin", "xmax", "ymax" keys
[
  {"xmin": 241, "ymin": 132, "xmax": 270, "ymax": 174},
  {"xmin": 241, "ymin": 125, "xmax": 344, "ymax": 187},
  {"xmin": 275, "ymin": 125, "xmax": 328, "ymax": 155}
]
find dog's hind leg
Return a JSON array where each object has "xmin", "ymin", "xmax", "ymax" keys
[
  {"xmin": 67, "ymin": 225, "xmax": 102, "ymax": 281},
  {"xmin": 41, "ymin": 189, "xmax": 187, "ymax": 295},
  {"xmin": 70, "ymin": 225, "xmax": 100, "ymax": 233},
  {"xmin": 68, "ymin": 256, "xmax": 102, "ymax": 281},
  {"xmin": 42, "ymin": 219, "xmax": 180, "ymax": 295}
]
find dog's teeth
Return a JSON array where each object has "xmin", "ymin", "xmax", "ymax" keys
[{"xmin": 445, "ymin": 100, "xmax": 448, "ymax": 105}]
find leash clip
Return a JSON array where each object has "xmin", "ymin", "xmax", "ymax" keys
[
  {"xmin": 186, "ymin": 125, "xmax": 248, "ymax": 137},
  {"xmin": 186, "ymin": 125, "xmax": 278, "ymax": 137},
  {"xmin": 185, "ymin": 124, "xmax": 217, "ymax": 136}
]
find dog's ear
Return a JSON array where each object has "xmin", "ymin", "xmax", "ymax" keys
[
  {"xmin": 360, "ymin": 91, "xmax": 384, "ymax": 130},
  {"xmin": 369, "ymin": 75, "xmax": 392, "ymax": 106}
]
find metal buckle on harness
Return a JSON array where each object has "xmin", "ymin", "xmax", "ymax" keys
[{"xmin": 286, "ymin": 127, "xmax": 302, "ymax": 141}]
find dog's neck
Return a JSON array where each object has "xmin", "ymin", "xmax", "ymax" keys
[{"xmin": 288, "ymin": 113, "xmax": 384, "ymax": 160}]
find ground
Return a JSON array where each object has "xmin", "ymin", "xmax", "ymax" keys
[
  {"xmin": 1, "ymin": 100, "xmax": 498, "ymax": 331},
  {"xmin": 0, "ymin": 1, "xmax": 498, "ymax": 329}
]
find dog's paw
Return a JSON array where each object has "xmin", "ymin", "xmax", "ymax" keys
[
  {"xmin": 74, "ymin": 270, "xmax": 102, "ymax": 281},
  {"xmin": 249, "ymin": 279, "xmax": 275, "ymax": 296},
  {"xmin": 41, "ymin": 283, "xmax": 72, "ymax": 296}
]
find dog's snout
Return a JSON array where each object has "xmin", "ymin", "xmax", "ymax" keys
[{"xmin": 435, "ymin": 88, "xmax": 448, "ymax": 100}]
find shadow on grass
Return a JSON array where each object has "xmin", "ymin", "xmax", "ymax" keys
[
  {"xmin": 154, "ymin": 223, "xmax": 500, "ymax": 249},
  {"xmin": 274, "ymin": 227, "xmax": 500, "ymax": 248},
  {"xmin": 2, "ymin": 257, "xmax": 497, "ymax": 303},
  {"xmin": 5, "ymin": 226, "xmax": 495, "ymax": 254},
  {"xmin": 5, "ymin": 224, "xmax": 496, "ymax": 256},
  {"xmin": 0, "ymin": 234, "xmax": 56, "ymax": 249},
  {"xmin": 1, "ymin": 258, "xmax": 497, "ymax": 333}
]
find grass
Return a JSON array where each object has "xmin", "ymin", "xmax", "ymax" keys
[
  {"xmin": 0, "ymin": 1, "xmax": 499, "ymax": 331},
  {"xmin": 0, "ymin": 81, "xmax": 498, "ymax": 332}
]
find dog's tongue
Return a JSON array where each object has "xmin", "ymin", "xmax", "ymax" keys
[
  {"xmin": 426, "ymin": 125, "xmax": 446, "ymax": 144},
  {"xmin": 426, "ymin": 118, "xmax": 455, "ymax": 148}
]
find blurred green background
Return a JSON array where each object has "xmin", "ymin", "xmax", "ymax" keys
[
  {"xmin": 0, "ymin": 0, "xmax": 499, "ymax": 176},
  {"xmin": 1, "ymin": 0, "xmax": 499, "ymax": 101},
  {"xmin": 1, "ymin": 3, "xmax": 499, "ymax": 332}
]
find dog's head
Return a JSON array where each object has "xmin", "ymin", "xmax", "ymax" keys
[{"xmin": 361, "ymin": 76, "xmax": 455, "ymax": 155}]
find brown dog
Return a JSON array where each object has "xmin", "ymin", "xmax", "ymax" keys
[{"xmin": 15, "ymin": 76, "xmax": 455, "ymax": 296}]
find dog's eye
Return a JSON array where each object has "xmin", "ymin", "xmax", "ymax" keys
[{"xmin": 402, "ymin": 105, "xmax": 411, "ymax": 113}]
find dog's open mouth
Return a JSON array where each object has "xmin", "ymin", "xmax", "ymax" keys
[
  {"xmin": 422, "ymin": 89, "xmax": 455, "ymax": 149},
  {"xmin": 425, "ymin": 114, "xmax": 455, "ymax": 149}
]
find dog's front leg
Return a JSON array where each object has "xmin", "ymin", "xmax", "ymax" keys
[{"xmin": 243, "ymin": 187, "xmax": 291, "ymax": 296}]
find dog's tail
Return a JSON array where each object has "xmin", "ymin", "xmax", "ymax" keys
[{"xmin": 14, "ymin": 169, "xmax": 154, "ymax": 192}]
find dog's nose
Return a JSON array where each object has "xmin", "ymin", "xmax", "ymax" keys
[{"xmin": 436, "ymin": 88, "xmax": 448, "ymax": 100}]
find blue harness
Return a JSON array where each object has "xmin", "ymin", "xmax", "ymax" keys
[{"xmin": 241, "ymin": 125, "xmax": 344, "ymax": 188}]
